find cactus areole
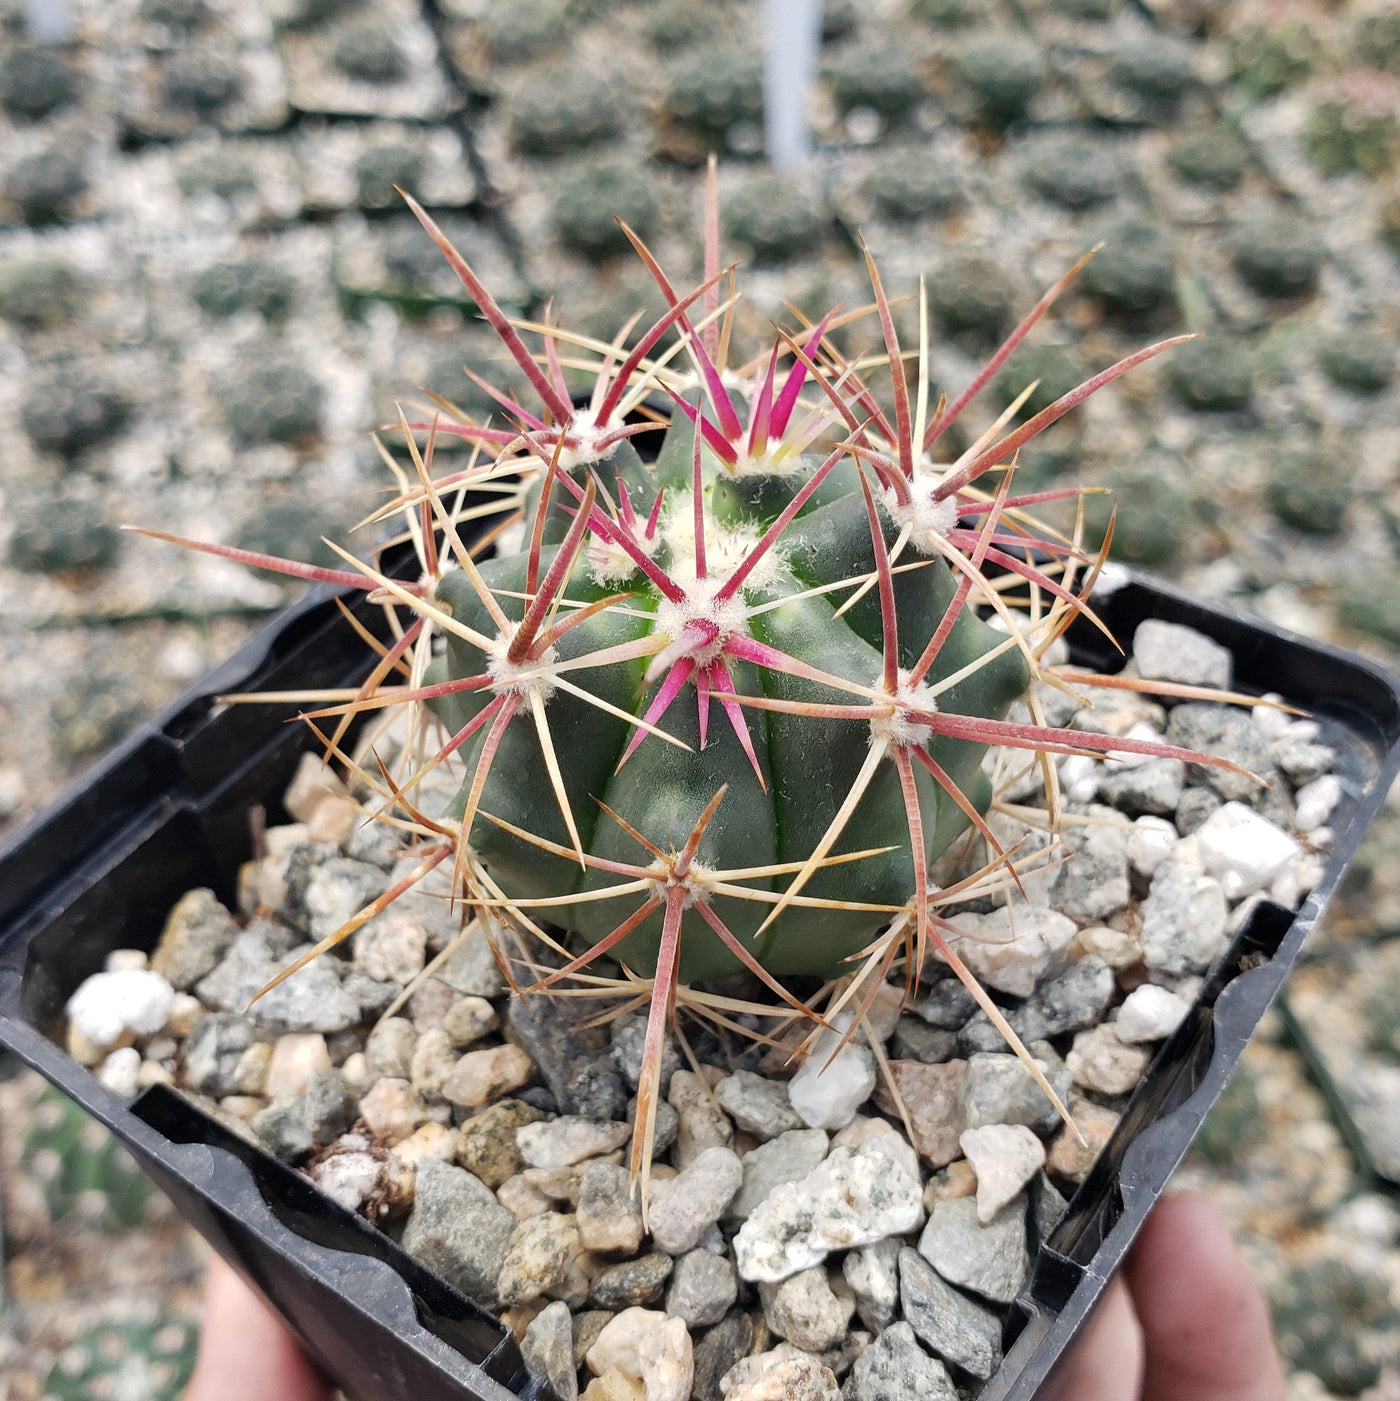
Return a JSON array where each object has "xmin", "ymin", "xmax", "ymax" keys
[{"xmin": 139, "ymin": 172, "xmax": 1225, "ymax": 1175}]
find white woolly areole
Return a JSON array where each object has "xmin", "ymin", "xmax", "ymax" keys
[
  {"xmin": 869, "ymin": 671, "xmax": 939, "ymax": 749},
  {"xmin": 652, "ymin": 580, "xmax": 750, "ymax": 669},
  {"xmin": 555, "ymin": 409, "xmax": 623, "ymax": 471},
  {"xmin": 587, "ymin": 529, "xmax": 656, "ymax": 587},
  {"xmin": 486, "ymin": 630, "xmax": 558, "ymax": 701},
  {"xmin": 646, "ymin": 859, "xmax": 714, "ymax": 905},
  {"xmin": 885, "ymin": 473, "xmax": 960, "ymax": 555}
]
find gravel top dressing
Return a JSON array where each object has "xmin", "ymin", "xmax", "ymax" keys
[{"xmin": 56, "ymin": 617, "xmax": 1341, "ymax": 1401}]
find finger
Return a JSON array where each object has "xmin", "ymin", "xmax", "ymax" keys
[
  {"xmin": 1038, "ymin": 1278, "xmax": 1145, "ymax": 1401},
  {"xmin": 1126, "ymin": 1190, "xmax": 1286, "ymax": 1401},
  {"xmin": 183, "ymin": 1258, "xmax": 332, "ymax": 1401}
]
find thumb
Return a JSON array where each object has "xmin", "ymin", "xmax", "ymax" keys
[{"xmin": 183, "ymin": 1258, "xmax": 332, "ymax": 1401}]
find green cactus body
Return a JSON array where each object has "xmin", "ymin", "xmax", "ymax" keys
[
  {"xmin": 22, "ymin": 1086, "xmax": 155, "ymax": 1228},
  {"xmin": 431, "ymin": 429, "xmax": 1027, "ymax": 985},
  {"xmin": 43, "ymin": 1318, "xmax": 197, "ymax": 1401}
]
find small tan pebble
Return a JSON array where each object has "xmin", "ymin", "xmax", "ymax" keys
[
  {"xmin": 264, "ymin": 1033, "xmax": 331, "ymax": 1100},
  {"xmin": 443, "ymin": 995, "xmax": 499, "ymax": 1047},
  {"xmin": 441, "ymin": 1044, "xmax": 534, "ymax": 1108},
  {"xmin": 67, "ymin": 1024, "xmax": 116, "ymax": 1067},
  {"xmin": 519, "ymin": 1117, "xmax": 633, "ymax": 1171},
  {"xmin": 307, "ymin": 794, "xmax": 359, "ymax": 845},
  {"xmin": 391, "ymin": 1122, "xmax": 458, "ymax": 1172},
  {"xmin": 500, "ymin": 1300, "xmax": 547, "ymax": 1342},
  {"xmin": 499, "ymin": 1173, "xmax": 554, "ymax": 1221},
  {"xmin": 164, "ymin": 993, "xmax": 204, "ymax": 1038},
  {"xmin": 137, "ymin": 1059, "xmax": 175, "ymax": 1090},
  {"xmin": 667, "ymin": 1070, "xmax": 734, "ymax": 1167},
  {"xmin": 97, "ymin": 1046, "xmax": 142, "ymax": 1097},
  {"xmin": 1076, "ymin": 925, "xmax": 1142, "ymax": 970},
  {"xmin": 523, "ymin": 1164, "xmax": 593, "ymax": 1206},
  {"xmin": 581, "ymin": 1370, "xmax": 644, "ymax": 1401},
  {"xmin": 1048, "ymin": 1099, "xmax": 1120, "ymax": 1182},
  {"xmin": 265, "ymin": 822, "xmax": 312, "ymax": 856},
  {"xmin": 458, "ymin": 1099, "xmax": 546, "ymax": 1188},
  {"xmin": 924, "ymin": 1158, "xmax": 978, "ymax": 1209},
  {"xmin": 586, "ymin": 1307, "xmax": 693, "ymax": 1401},
  {"xmin": 236, "ymin": 861, "xmax": 261, "ymax": 916},
  {"xmin": 105, "ymin": 949, "xmax": 149, "ymax": 973},
  {"xmin": 340, "ymin": 1052, "xmax": 372, "ymax": 1094},
  {"xmin": 360, "ymin": 1077, "xmax": 431, "ymax": 1145},
  {"xmin": 577, "ymin": 1161, "xmax": 644, "ymax": 1255},
  {"xmin": 1066, "ymin": 1024, "xmax": 1150, "ymax": 1097},
  {"xmin": 366, "ymin": 1017, "xmax": 417, "ymax": 1080},
  {"xmin": 220, "ymin": 1095, "xmax": 267, "ymax": 1121},
  {"xmin": 497, "ymin": 1212, "xmax": 588, "ymax": 1307},
  {"xmin": 231, "ymin": 1042, "xmax": 273, "ymax": 1096},
  {"xmin": 960, "ymin": 1124, "xmax": 1047, "ymax": 1224},
  {"xmin": 410, "ymin": 1028, "xmax": 459, "ymax": 1098},
  {"xmin": 865, "ymin": 982, "xmax": 904, "ymax": 1043},
  {"xmin": 284, "ymin": 752, "xmax": 351, "ymax": 823}
]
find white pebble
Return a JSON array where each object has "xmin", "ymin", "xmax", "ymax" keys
[
  {"xmin": 1194, "ymin": 802, "xmax": 1300, "ymax": 900},
  {"xmin": 66, "ymin": 968, "xmax": 175, "ymax": 1049},
  {"xmin": 1294, "ymin": 775, "xmax": 1342, "ymax": 833},
  {"xmin": 105, "ymin": 949, "xmax": 149, "ymax": 973},
  {"xmin": 97, "ymin": 1046, "xmax": 142, "ymax": 1098},
  {"xmin": 788, "ymin": 1017, "xmax": 876, "ymax": 1131},
  {"xmin": 959, "ymin": 1124, "xmax": 1046, "ymax": 1224},
  {"xmin": 1115, "ymin": 984, "xmax": 1189, "ymax": 1043},
  {"xmin": 1058, "ymin": 753, "xmax": 1099, "ymax": 804},
  {"xmin": 1132, "ymin": 620, "xmax": 1232, "ymax": 690},
  {"xmin": 1126, "ymin": 816, "xmax": 1178, "ymax": 879},
  {"xmin": 1250, "ymin": 695, "xmax": 1291, "ymax": 740},
  {"xmin": 940, "ymin": 905, "xmax": 1078, "ymax": 998}
]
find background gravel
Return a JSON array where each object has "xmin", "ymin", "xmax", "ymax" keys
[{"xmin": 1, "ymin": 0, "xmax": 1399, "ymax": 1396}]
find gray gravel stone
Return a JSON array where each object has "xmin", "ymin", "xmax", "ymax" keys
[
  {"xmin": 899, "ymin": 1247, "xmax": 1003, "ymax": 1379},
  {"xmin": 402, "ymin": 1159, "xmax": 514, "ymax": 1308},
  {"xmin": 522, "ymin": 1300, "xmax": 577, "ymax": 1401},
  {"xmin": 252, "ymin": 1098, "xmax": 315, "ymax": 1163},
  {"xmin": 691, "ymin": 1311, "xmax": 754, "ymax": 1401},
  {"xmin": 353, "ymin": 911, "xmax": 426, "ymax": 985},
  {"xmin": 1033, "ymin": 956, "xmax": 1116, "ymax": 1037},
  {"xmin": 610, "ymin": 1012, "xmax": 679, "ymax": 1094},
  {"xmin": 576, "ymin": 1160, "xmax": 643, "ymax": 1255},
  {"xmin": 1175, "ymin": 785, "xmax": 1224, "ymax": 835},
  {"xmin": 1097, "ymin": 757, "xmax": 1186, "ymax": 816},
  {"xmin": 760, "ymin": 1265, "xmax": 856, "ymax": 1352},
  {"xmin": 1166, "ymin": 704, "xmax": 1278, "ymax": 806},
  {"xmin": 714, "ymin": 1069, "xmax": 806, "ymax": 1140},
  {"xmin": 918, "ymin": 1194, "xmax": 1029, "ymax": 1304},
  {"xmin": 183, "ymin": 1013, "xmax": 257, "ymax": 1097},
  {"xmin": 843, "ymin": 1320, "xmax": 957, "ymax": 1401},
  {"xmin": 506, "ymin": 994, "xmax": 627, "ymax": 1122},
  {"xmin": 725, "ymin": 1128, "xmax": 830, "ymax": 1224},
  {"xmin": 648, "ymin": 1145, "xmax": 743, "ymax": 1254},
  {"xmin": 289, "ymin": 855, "xmax": 389, "ymax": 940},
  {"xmin": 366, "ymin": 1017, "xmax": 417, "ymax": 1079},
  {"xmin": 152, "ymin": 888, "xmax": 239, "ymax": 990},
  {"xmin": 915, "ymin": 978, "xmax": 977, "ymax": 1030},
  {"xmin": 1132, "ymin": 620, "xmax": 1232, "ymax": 689},
  {"xmin": 303, "ymin": 1067, "xmax": 356, "ymax": 1144},
  {"xmin": 587, "ymin": 1252, "xmax": 673, "ymax": 1309},
  {"xmin": 961, "ymin": 1048, "xmax": 1073, "ymax": 1134},
  {"xmin": 1139, "ymin": 858, "xmax": 1229, "ymax": 975},
  {"xmin": 667, "ymin": 1069, "xmax": 734, "ymax": 1165},
  {"xmin": 891, "ymin": 1017, "xmax": 960, "ymax": 1064},
  {"xmin": 843, "ymin": 1237, "xmax": 901, "ymax": 1331},
  {"xmin": 1051, "ymin": 808, "xmax": 1130, "ymax": 922},
  {"xmin": 436, "ymin": 926, "xmax": 506, "ymax": 999},
  {"xmin": 665, "ymin": 1248, "xmax": 737, "ymax": 1329}
]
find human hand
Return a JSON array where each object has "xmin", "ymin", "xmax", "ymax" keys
[
  {"xmin": 182, "ymin": 1188, "xmax": 1284, "ymax": 1401},
  {"xmin": 183, "ymin": 1257, "xmax": 331, "ymax": 1401},
  {"xmin": 1041, "ymin": 1190, "xmax": 1287, "ymax": 1401}
]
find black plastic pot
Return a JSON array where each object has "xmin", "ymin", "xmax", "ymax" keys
[{"xmin": 1, "ymin": 568, "xmax": 1397, "ymax": 1401}]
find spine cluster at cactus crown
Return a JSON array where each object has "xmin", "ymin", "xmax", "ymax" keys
[{"xmin": 133, "ymin": 171, "xmax": 1249, "ymax": 1181}]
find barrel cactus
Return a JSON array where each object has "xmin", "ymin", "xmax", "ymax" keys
[{"xmin": 140, "ymin": 180, "xmax": 1230, "ymax": 1183}]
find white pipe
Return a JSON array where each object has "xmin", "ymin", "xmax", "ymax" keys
[{"xmin": 764, "ymin": 0, "xmax": 822, "ymax": 174}]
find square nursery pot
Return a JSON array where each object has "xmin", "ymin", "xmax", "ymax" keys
[{"xmin": 2, "ymin": 565, "xmax": 1398, "ymax": 1401}]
